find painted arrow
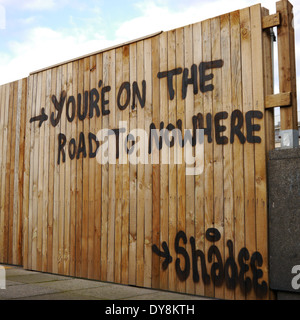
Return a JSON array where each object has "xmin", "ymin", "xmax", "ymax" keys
[
  {"xmin": 152, "ymin": 241, "xmax": 173, "ymax": 270},
  {"xmin": 30, "ymin": 107, "xmax": 48, "ymax": 127}
]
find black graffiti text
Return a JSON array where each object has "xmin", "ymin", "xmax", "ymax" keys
[
  {"xmin": 31, "ymin": 59, "xmax": 224, "ymax": 129},
  {"xmin": 56, "ymin": 109, "xmax": 263, "ymax": 165},
  {"xmin": 152, "ymin": 228, "xmax": 268, "ymax": 298},
  {"xmin": 148, "ymin": 109, "xmax": 263, "ymax": 151},
  {"xmin": 157, "ymin": 60, "xmax": 224, "ymax": 100},
  {"xmin": 49, "ymin": 80, "xmax": 146, "ymax": 128}
]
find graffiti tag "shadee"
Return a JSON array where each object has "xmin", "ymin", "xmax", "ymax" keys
[{"xmin": 152, "ymin": 228, "xmax": 268, "ymax": 298}]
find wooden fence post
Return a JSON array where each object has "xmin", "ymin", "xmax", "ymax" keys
[{"xmin": 276, "ymin": 0, "xmax": 298, "ymax": 147}]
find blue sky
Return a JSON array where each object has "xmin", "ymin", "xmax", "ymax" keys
[{"xmin": 1, "ymin": 0, "xmax": 300, "ymax": 124}]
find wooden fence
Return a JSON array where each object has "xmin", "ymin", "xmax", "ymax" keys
[
  {"xmin": 0, "ymin": 1, "xmax": 298, "ymax": 300},
  {"xmin": 0, "ymin": 79, "xmax": 27, "ymax": 266}
]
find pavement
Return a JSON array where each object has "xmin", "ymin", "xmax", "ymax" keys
[{"xmin": 0, "ymin": 264, "xmax": 210, "ymax": 300}]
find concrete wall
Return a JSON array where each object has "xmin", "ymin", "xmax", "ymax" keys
[{"xmin": 268, "ymin": 147, "xmax": 300, "ymax": 299}]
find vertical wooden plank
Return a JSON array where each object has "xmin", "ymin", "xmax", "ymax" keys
[
  {"xmin": 202, "ymin": 18, "xmax": 215, "ymax": 299},
  {"xmin": 4, "ymin": 83, "xmax": 13, "ymax": 263},
  {"xmin": 276, "ymin": 0, "xmax": 298, "ymax": 131},
  {"xmin": 151, "ymin": 35, "xmax": 160, "ymax": 290},
  {"xmin": 100, "ymin": 52, "xmax": 109, "ymax": 282},
  {"xmin": 0, "ymin": 84, "xmax": 10, "ymax": 263},
  {"xmin": 193, "ymin": 21, "xmax": 206, "ymax": 297},
  {"xmin": 114, "ymin": 47, "xmax": 123, "ymax": 284},
  {"xmin": 81, "ymin": 57, "xmax": 90, "ymax": 278},
  {"xmin": 4, "ymin": 82, "xmax": 11, "ymax": 264},
  {"xmin": 23, "ymin": 77, "xmax": 31, "ymax": 269},
  {"xmin": 0, "ymin": 84, "xmax": 9, "ymax": 263},
  {"xmin": 10, "ymin": 82, "xmax": 15, "ymax": 264},
  {"xmin": 18, "ymin": 78, "xmax": 27, "ymax": 266},
  {"xmin": 42, "ymin": 70, "xmax": 51, "ymax": 272},
  {"xmin": 6, "ymin": 83, "xmax": 13, "ymax": 264},
  {"xmin": 166, "ymin": 29, "xmax": 177, "ymax": 294},
  {"xmin": 30, "ymin": 75, "xmax": 39, "ymax": 269},
  {"xmin": 37, "ymin": 72, "xmax": 46, "ymax": 271},
  {"xmin": 250, "ymin": 4, "xmax": 269, "ymax": 300},
  {"xmin": 30, "ymin": 73, "xmax": 40, "ymax": 270},
  {"xmin": 12, "ymin": 80, "xmax": 22, "ymax": 265},
  {"xmin": 69, "ymin": 61, "xmax": 77, "ymax": 277},
  {"xmin": 121, "ymin": 45, "xmax": 130, "ymax": 285},
  {"xmin": 107, "ymin": 49, "xmax": 116, "ymax": 283},
  {"xmin": 8, "ymin": 82, "xmax": 16, "ymax": 264},
  {"xmin": 58, "ymin": 64, "xmax": 67, "ymax": 275},
  {"xmin": 211, "ymin": 16, "xmax": 224, "ymax": 299},
  {"xmin": 144, "ymin": 37, "xmax": 153, "ymax": 288},
  {"xmin": 48, "ymin": 67, "xmax": 57, "ymax": 274},
  {"xmin": 184, "ymin": 24, "xmax": 195, "ymax": 295},
  {"xmin": 230, "ymin": 9, "xmax": 245, "ymax": 300},
  {"xmin": 240, "ymin": 7, "xmax": 256, "ymax": 300},
  {"xmin": 262, "ymin": 7, "xmax": 276, "ymax": 300},
  {"xmin": 88, "ymin": 56, "xmax": 96, "ymax": 279},
  {"xmin": 94, "ymin": 53, "xmax": 102, "ymax": 281},
  {"xmin": 64, "ymin": 62, "xmax": 73, "ymax": 276},
  {"xmin": 175, "ymin": 27, "xmax": 186, "ymax": 294},
  {"xmin": 76, "ymin": 59, "xmax": 83, "ymax": 278},
  {"xmin": 159, "ymin": 31, "xmax": 169, "ymax": 291},
  {"xmin": 52, "ymin": 67, "xmax": 61, "ymax": 274},
  {"xmin": 4, "ymin": 82, "xmax": 14, "ymax": 263},
  {"xmin": 262, "ymin": 8, "xmax": 275, "ymax": 155},
  {"xmin": 221, "ymin": 13, "xmax": 235, "ymax": 300},
  {"xmin": 23, "ymin": 76, "xmax": 35, "ymax": 269},
  {"xmin": 0, "ymin": 85, "xmax": 4, "ymax": 263},
  {"xmin": 136, "ymin": 40, "xmax": 145, "ymax": 288},
  {"xmin": 69, "ymin": 61, "xmax": 78, "ymax": 276},
  {"xmin": 16, "ymin": 80, "xmax": 24, "ymax": 265},
  {"xmin": 128, "ymin": 43, "xmax": 137, "ymax": 286},
  {"xmin": 182, "ymin": 25, "xmax": 195, "ymax": 294}
]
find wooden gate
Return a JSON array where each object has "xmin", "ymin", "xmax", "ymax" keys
[{"xmin": 0, "ymin": 1, "xmax": 298, "ymax": 300}]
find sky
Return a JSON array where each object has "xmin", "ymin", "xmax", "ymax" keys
[{"xmin": 0, "ymin": 0, "xmax": 300, "ymax": 123}]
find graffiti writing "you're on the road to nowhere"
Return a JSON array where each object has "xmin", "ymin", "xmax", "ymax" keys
[{"xmin": 30, "ymin": 59, "xmax": 264, "ymax": 167}]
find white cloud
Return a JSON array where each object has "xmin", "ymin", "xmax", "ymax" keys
[
  {"xmin": 0, "ymin": 26, "xmax": 119, "ymax": 85},
  {"xmin": 115, "ymin": 2, "xmax": 168, "ymax": 39},
  {"xmin": 114, "ymin": 0, "xmax": 280, "ymax": 41},
  {"xmin": 23, "ymin": 0, "xmax": 56, "ymax": 11}
]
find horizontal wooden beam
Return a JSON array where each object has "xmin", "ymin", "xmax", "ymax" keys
[
  {"xmin": 265, "ymin": 92, "xmax": 292, "ymax": 109},
  {"xmin": 262, "ymin": 12, "xmax": 281, "ymax": 29}
]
